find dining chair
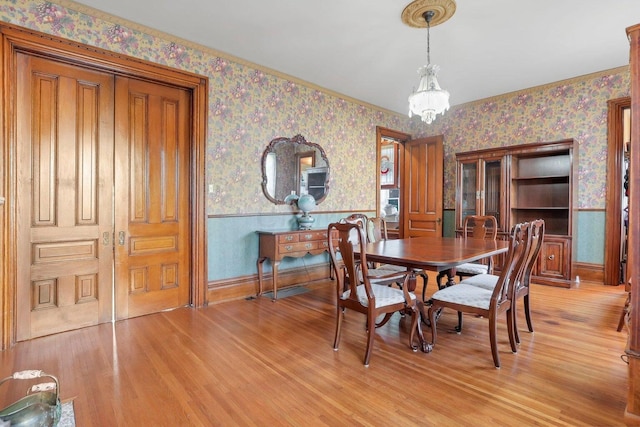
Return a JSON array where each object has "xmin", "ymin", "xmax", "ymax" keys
[
  {"xmin": 339, "ymin": 214, "xmax": 406, "ymax": 288},
  {"xmin": 427, "ymin": 221, "xmax": 531, "ymax": 368},
  {"xmin": 459, "ymin": 219, "xmax": 544, "ymax": 344},
  {"xmin": 327, "ymin": 222, "xmax": 422, "ymax": 366},
  {"xmin": 367, "ymin": 216, "xmax": 430, "ymax": 300},
  {"xmin": 436, "ymin": 215, "xmax": 498, "ymax": 289}
]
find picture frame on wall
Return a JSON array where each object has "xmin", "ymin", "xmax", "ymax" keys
[{"xmin": 380, "ymin": 142, "xmax": 398, "ymax": 188}]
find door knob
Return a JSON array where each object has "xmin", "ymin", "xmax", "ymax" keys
[{"xmin": 118, "ymin": 231, "xmax": 126, "ymax": 246}]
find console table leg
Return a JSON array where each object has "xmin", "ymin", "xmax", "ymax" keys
[
  {"xmin": 256, "ymin": 257, "xmax": 267, "ymax": 297},
  {"xmin": 271, "ymin": 261, "xmax": 280, "ymax": 301}
]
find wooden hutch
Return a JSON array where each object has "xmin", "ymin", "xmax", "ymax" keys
[{"xmin": 455, "ymin": 139, "xmax": 577, "ymax": 288}]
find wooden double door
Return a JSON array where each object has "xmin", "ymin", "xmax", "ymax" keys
[{"xmin": 14, "ymin": 53, "xmax": 192, "ymax": 341}]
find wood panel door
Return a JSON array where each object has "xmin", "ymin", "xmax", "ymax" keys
[
  {"xmin": 15, "ymin": 55, "xmax": 193, "ymax": 339},
  {"xmin": 402, "ymin": 135, "xmax": 444, "ymax": 238},
  {"xmin": 15, "ymin": 53, "xmax": 115, "ymax": 340},
  {"xmin": 114, "ymin": 77, "xmax": 191, "ymax": 320}
]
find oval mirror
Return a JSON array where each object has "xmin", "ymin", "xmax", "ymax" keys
[{"xmin": 261, "ymin": 134, "xmax": 330, "ymax": 205}]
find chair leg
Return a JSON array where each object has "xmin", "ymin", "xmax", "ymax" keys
[
  {"xmin": 489, "ymin": 314, "xmax": 501, "ymax": 368},
  {"xmin": 513, "ymin": 294, "xmax": 533, "ymax": 345},
  {"xmin": 408, "ymin": 305, "xmax": 421, "ymax": 352},
  {"xmin": 455, "ymin": 311, "xmax": 463, "ymax": 333},
  {"xmin": 507, "ymin": 308, "xmax": 517, "ymax": 354},
  {"xmin": 333, "ymin": 307, "xmax": 344, "ymax": 350},
  {"xmin": 363, "ymin": 311, "xmax": 376, "ymax": 366},
  {"xmin": 513, "ymin": 303, "xmax": 521, "ymax": 345},
  {"xmin": 524, "ymin": 294, "xmax": 534, "ymax": 333},
  {"xmin": 428, "ymin": 305, "xmax": 439, "ymax": 346}
]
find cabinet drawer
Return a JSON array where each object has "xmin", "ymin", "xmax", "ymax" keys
[
  {"xmin": 298, "ymin": 230, "xmax": 328, "ymax": 241},
  {"xmin": 277, "ymin": 234, "xmax": 299, "ymax": 244},
  {"xmin": 278, "ymin": 241, "xmax": 319, "ymax": 254}
]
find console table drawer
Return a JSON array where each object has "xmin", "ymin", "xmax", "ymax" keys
[
  {"xmin": 278, "ymin": 241, "xmax": 320, "ymax": 254},
  {"xmin": 298, "ymin": 231, "xmax": 329, "ymax": 241},
  {"xmin": 277, "ymin": 233, "xmax": 299, "ymax": 243}
]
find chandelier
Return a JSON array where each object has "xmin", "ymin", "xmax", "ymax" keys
[{"xmin": 403, "ymin": 1, "xmax": 456, "ymax": 124}]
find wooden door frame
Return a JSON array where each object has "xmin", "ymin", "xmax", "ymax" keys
[
  {"xmin": 0, "ymin": 23, "xmax": 208, "ymax": 349},
  {"xmin": 604, "ymin": 97, "xmax": 630, "ymax": 286},
  {"xmin": 376, "ymin": 127, "xmax": 410, "ymax": 238}
]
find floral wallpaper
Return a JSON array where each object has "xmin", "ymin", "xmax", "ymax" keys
[
  {"xmin": 0, "ymin": 0, "xmax": 417, "ymax": 217},
  {"xmin": 0, "ymin": 0, "xmax": 630, "ymax": 218},
  {"xmin": 422, "ymin": 71, "xmax": 630, "ymax": 210}
]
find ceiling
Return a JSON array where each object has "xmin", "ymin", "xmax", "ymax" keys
[{"xmin": 71, "ymin": 0, "xmax": 640, "ymax": 115}]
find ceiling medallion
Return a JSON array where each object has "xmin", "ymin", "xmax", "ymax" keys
[{"xmin": 401, "ymin": 0, "xmax": 456, "ymax": 28}]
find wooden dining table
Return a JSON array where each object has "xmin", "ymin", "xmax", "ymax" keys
[
  {"xmin": 357, "ymin": 236, "xmax": 510, "ymax": 353},
  {"xmin": 361, "ymin": 236, "xmax": 509, "ymax": 290}
]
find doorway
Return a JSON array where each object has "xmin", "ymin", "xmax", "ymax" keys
[
  {"xmin": 1, "ymin": 24, "xmax": 207, "ymax": 347},
  {"xmin": 376, "ymin": 127, "xmax": 409, "ymax": 238},
  {"xmin": 604, "ymin": 97, "xmax": 631, "ymax": 286},
  {"xmin": 376, "ymin": 127, "xmax": 444, "ymax": 238}
]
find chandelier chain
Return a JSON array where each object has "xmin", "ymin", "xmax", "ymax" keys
[{"xmin": 426, "ymin": 14, "xmax": 431, "ymax": 65}]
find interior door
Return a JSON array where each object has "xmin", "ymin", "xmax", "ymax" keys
[
  {"xmin": 15, "ymin": 54, "xmax": 193, "ymax": 339},
  {"xmin": 402, "ymin": 135, "xmax": 444, "ymax": 238},
  {"xmin": 15, "ymin": 53, "xmax": 115, "ymax": 340},
  {"xmin": 114, "ymin": 77, "xmax": 191, "ymax": 319}
]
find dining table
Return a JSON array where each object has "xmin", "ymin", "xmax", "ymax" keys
[{"xmin": 357, "ymin": 236, "xmax": 510, "ymax": 353}]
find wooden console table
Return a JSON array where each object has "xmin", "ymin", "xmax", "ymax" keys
[{"xmin": 256, "ymin": 229, "xmax": 331, "ymax": 300}]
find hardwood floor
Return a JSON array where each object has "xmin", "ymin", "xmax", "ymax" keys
[{"xmin": 0, "ymin": 274, "xmax": 630, "ymax": 426}]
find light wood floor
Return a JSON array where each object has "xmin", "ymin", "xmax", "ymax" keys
[{"xmin": 0, "ymin": 273, "xmax": 630, "ymax": 426}]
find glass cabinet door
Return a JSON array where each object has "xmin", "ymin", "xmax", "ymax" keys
[
  {"xmin": 483, "ymin": 159, "xmax": 502, "ymax": 227},
  {"xmin": 456, "ymin": 154, "xmax": 506, "ymax": 230},
  {"xmin": 460, "ymin": 160, "xmax": 478, "ymax": 222}
]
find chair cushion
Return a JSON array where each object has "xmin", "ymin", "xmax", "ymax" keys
[
  {"xmin": 431, "ymin": 283, "xmax": 492, "ymax": 310},
  {"xmin": 455, "ymin": 262, "xmax": 488, "ymax": 275},
  {"xmin": 459, "ymin": 274, "xmax": 498, "ymax": 291},
  {"xmin": 342, "ymin": 284, "xmax": 416, "ymax": 308}
]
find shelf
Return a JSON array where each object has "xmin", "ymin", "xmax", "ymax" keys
[
  {"xmin": 511, "ymin": 175, "xmax": 569, "ymax": 181},
  {"xmin": 511, "ymin": 207, "xmax": 569, "ymax": 210}
]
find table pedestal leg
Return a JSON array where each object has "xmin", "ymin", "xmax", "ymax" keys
[{"xmin": 445, "ymin": 267, "xmax": 457, "ymax": 287}]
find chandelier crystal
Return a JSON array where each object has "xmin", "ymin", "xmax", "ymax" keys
[{"xmin": 408, "ymin": 10, "xmax": 450, "ymax": 124}]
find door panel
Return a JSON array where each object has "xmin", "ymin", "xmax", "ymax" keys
[
  {"xmin": 538, "ymin": 238, "xmax": 569, "ymax": 279},
  {"xmin": 16, "ymin": 54, "xmax": 114, "ymax": 340},
  {"xmin": 114, "ymin": 77, "xmax": 191, "ymax": 320},
  {"xmin": 402, "ymin": 136, "xmax": 444, "ymax": 237}
]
